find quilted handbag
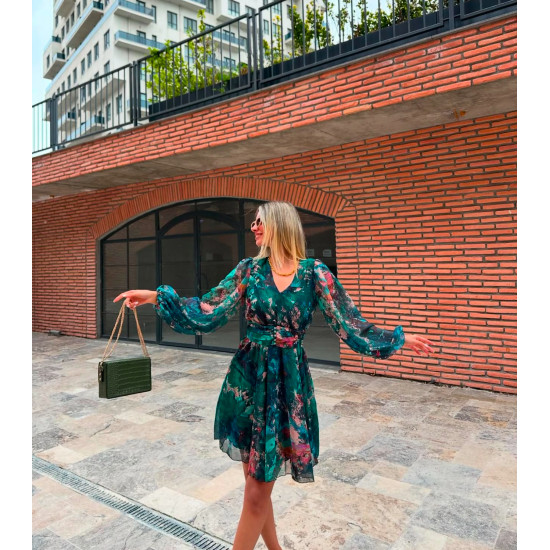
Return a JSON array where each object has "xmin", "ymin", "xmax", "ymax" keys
[{"xmin": 98, "ymin": 302, "xmax": 152, "ymax": 399}]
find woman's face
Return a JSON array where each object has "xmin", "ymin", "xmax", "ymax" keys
[{"xmin": 251, "ymin": 211, "xmax": 264, "ymax": 247}]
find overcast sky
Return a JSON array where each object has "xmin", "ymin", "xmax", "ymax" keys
[{"xmin": 32, "ymin": 0, "xmax": 53, "ymax": 104}]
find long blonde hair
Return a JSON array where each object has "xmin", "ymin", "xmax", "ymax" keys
[{"xmin": 254, "ymin": 201, "xmax": 306, "ymax": 269}]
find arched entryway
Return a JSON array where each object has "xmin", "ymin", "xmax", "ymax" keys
[{"xmin": 100, "ymin": 198, "xmax": 340, "ymax": 365}]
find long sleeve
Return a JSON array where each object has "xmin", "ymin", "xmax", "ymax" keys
[
  {"xmin": 313, "ymin": 260, "xmax": 405, "ymax": 359},
  {"xmin": 155, "ymin": 257, "xmax": 253, "ymax": 334}
]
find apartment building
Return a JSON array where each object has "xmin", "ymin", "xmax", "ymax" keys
[{"xmin": 42, "ymin": 0, "xmax": 297, "ymax": 143}]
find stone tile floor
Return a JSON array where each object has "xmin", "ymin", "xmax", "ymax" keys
[{"xmin": 32, "ymin": 333, "xmax": 517, "ymax": 549}]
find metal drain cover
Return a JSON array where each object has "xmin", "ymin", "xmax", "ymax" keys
[{"xmin": 32, "ymin": 455, "xmax": 231, "ymax": 549}]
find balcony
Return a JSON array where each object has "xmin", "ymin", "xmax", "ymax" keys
[
  {"xmin": 44, "ymin": 52, "xmax": 67, "ymax": 80},
  {"xmin": 211, "ymin": 29, "xmax": 247, "ymax": 51},
  {"xmin": 54, "ymin": 0, "xmax": 75, "ymax": 18},
  {"xmin": 164, "ymin": 0, "xmax": 207, "ymax": 9},
  {"xmin": 79, "ymin": 73, "xmax": 126, "ymax": 111},
  {"xmin": 66, "ymin": 2, "xmax": 104, "ymax": 50},
  {"xmin": 113, "ymin": 0, "xmax": 155, "ymax": 24},
  {"xmin": 64, "ymin": 115, "xmax": 106, "ymax": 142},
  {"xmin": 58, "ymin": 109, "xmax": 78, "ymax": 131},
  {"xmin": 43, "ymin": 37, "xmax": 64, "ymax": 79},
  {"xmin": 114, "ymin": 30, "xmax": 166, "ymax": 53}
]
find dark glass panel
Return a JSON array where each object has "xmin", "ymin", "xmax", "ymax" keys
[
  {"xmin": 198, "ymin": 215, "xmax": 237, "ymax": 234},
  {"xmin": 103, "ymin": 242, "xmax": 127, "ymax": 266},
  {"xmin": 196, "ymin": 198, "xmax": 240, "ymax": 216},
  {"xmin": 102, "ymin": 312, "xmax": 129, "ymax": 339},
  {"xmin": 164, "ymin": 218, "xmax": 194, "ymax": 236},
  {"xmin": 302, "ymin": 309, "xmax": 340, "ymax": 363},
  {"xmin": 159, "ymin": 203, "xmax": 194, "ymax": 229},
  {"xmin": 104, "ymin": 226, "xmax": 127, "ymax": 241},
  {"xmin": 128, "ymin": 213, "xmax": 155, "ymax": 238},
  {"xmin": 128, "ymin": 310, "xmax": 157, "ymax": 342}
]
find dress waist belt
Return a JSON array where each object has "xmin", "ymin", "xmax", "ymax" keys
[{"xmin": 246, "ymin": 325, "xmax": 304, "ymax": 349}]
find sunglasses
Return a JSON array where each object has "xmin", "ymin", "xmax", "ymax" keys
[{"xmin": 251, "ymin": 216, "xmax": 263, "ymax": 229}]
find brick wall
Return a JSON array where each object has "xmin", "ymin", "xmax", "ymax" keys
[
  {"xmin": 32, "ymin": 112, "xmax": 517, "ymax": 393},
  {"xmin": 33, "ymin": 14, "xmax": 517, "ymax": 393}
]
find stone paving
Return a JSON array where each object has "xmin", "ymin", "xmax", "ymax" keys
[{"xmin": 32, "ymin": 333, "xmax": 517, "ymax": 549}]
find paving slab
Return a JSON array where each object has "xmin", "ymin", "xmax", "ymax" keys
[{"xmin": 32, "ymin": 333, "xmax": 517, "ymax": 549}]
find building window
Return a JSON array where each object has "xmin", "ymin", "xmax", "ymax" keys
[
  {"xmin": 94, "ymin": 42, "xmax": 99, "ymax": 60},
  {"xmin": 80, "ymin": 87, "xmax": 86, "ymax": 102},
  {"xmin": 205, "ymin": 0, "xmax": 214, "ymax": 15},
  {"xmin": 104, "ymin": 30, "xmax": 110, "ymax": 50},
  {"xmin": 81, "ymin": 58, "xmax": 86, "ymax": 75},
  {"xmin": 61, "ymin": 82, "xmax": 65, "ymax": 92},
  {"xmin": 77, "ymin": 3, "xmax": 81, "ymax": 17},
  {"xmin": 228, "ymin": 0, "xmax": 240, "ymax": 16},
  {"xmin": 104, "ymin": 61, "xmax": 110, "ymax": 74},
  {"xmin": 272, "ymin": 22, "xmax": 281, "ymax": 37},
  {"xmin": 55, "ymin": 15, "xmax": 59, "ymax": 27},
  {"xmin": 46, "ymin": 55, "xmax": 50, "ymax": 68},
  {"xmin": 167, "ymin": 11, "xmax": 177, "ymax": 30},
  {"xmin": 106, "ymin": 103, "xmax": 111, "ymax": 122},
  {"xmin": 116, "ymin": 94, "xmax": 122, "ymax": 114},
  {"xmin": 246, "ymin": 5, "xmax": 254, "ymax": 16},
  {"xmin": 73, "ymin": 68, "xmax": 77, "ymax": 83},
  {"xmin": 273, "ymin": 3, "xmax": 281, "ymax": 15},
  {"xmin": 87, "ymin": 50, "xmax": 92, "ymax": 68},
  {"xmin": 66, "ymin": 21, "xmax": 69, "ymax": 34},
  {"xmin": 83, "ymin": 0, "xmax": 87, "ymax": 8},
  {"xmin": 224, "ymin": 57, "xmax": 236, "ymax": 70},
  {"xmin": 263, "ymin": 20, "xmax": 269, "ymax": 35},
  {"xmin": 61, "ymin": 27, "xmax": 65, "ymax": 39},
  {"xmin": 140, "ymin": 92, "xmax": 147, "ymax": 109},
  {"xmin": 71, "ymin": 12, "xmax": 75, "ymax": 25},
  {"xmin": 94, "ymin": 72, "xmax": 100, "ymax": 92},
  {"xmin": 137, "ymin": 0, "xmax": 146, "ymax": 12},
  {"xmin": 67, "ymin": 75, "xmax": 71, "ymax": 88},
  {"xmin": 152, "ymin": 34, "xmax": 157, "ymax": 43},
  {"xmin": 137, "ymin": 31, "xmax": 146, "ymax": 43},
  {"xmin": 152, "ymin": 5, "xmax": 157, "ymax": 22},
  {"xmin": 184, "ymin": 17, "xmax": 197, "ymax": 35}
]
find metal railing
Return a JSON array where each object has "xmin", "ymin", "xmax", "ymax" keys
[{"xmin": 33, "ymin": 0, "xmax": 516, "ymax": 155}]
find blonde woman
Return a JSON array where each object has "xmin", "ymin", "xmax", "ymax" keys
[{"xmin": 115, "ymin": 201, "xmax": 433, "ymax": 550}]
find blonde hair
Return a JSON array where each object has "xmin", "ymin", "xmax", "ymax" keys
[{"xmin": 254, "ymin": 201, "xmax": 306, "ymax": 269}]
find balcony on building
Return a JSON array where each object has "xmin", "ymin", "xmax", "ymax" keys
[
  {"xmin": 58, "ymin": 109, "xmax": 78, "ymax": 131},
  {"xmin": 44, "ymin": 52, "xmax": 67, "ymax": 80},
  {"xmin": 66, "ymin": 2, "xmax": 104, "ymax": 50},
  {"xmin": 79, "ymin": 72, "xmax": 126, "ymax": 112},
  {"xmin": 43, "ymin": 36, "xmax": 64, "ymax": 79},
  {"xmin": 164, "ymin": 0, "xmax": 207, "ymax": 10},
  {"xmin": 64, "ymin": 114, "xmax": 105, "ymax": 142},
  {"xmin": 114, "ymin": 30, "xmax": 166, "ymax": 53},
  {"xmin": 210, "ymin": 28, "xmax": 247, "ymax": 53},
  {"xmin": 54, "ymin": 0, "xmax": 75, "ymax": 18},
  {"xmin": 113, "ymin": 0, "xmax": 155, "ymax": 24}
]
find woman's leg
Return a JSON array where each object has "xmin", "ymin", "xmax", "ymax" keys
[
  {"xmin": 234, "ymin": 463, "xmax": 280, "ymax": 550},
  {"xmin": 241, "ymin": 462, "xmax": 282, "ymax": 550}
]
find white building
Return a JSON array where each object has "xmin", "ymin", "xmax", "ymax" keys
[{"xmin": 42, "ymin": 0, "xmax": 298, "ymax": 144}]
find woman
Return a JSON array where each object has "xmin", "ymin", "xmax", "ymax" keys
[{"xmin": 114, "ymin": 201, "xmax": 433, "ymax": 550}]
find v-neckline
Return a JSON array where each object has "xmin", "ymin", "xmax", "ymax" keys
[{"xmin": 267, "ymin": 259, "xmax": 301, "ymax": 294}]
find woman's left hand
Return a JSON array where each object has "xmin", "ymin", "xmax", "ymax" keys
[{"xmin": 404, "ymin": 334, "xmax": 435, "ymax": 356}]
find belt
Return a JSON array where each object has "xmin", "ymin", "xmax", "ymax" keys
[{"xmin": 246, "ymin": 324, "xmax": 304, "ymax": 349}]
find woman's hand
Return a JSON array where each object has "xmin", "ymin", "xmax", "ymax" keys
[
  {"xmin": 113, "ymin": 290, "xmax": 158, "ymax": 309},
  {"xmin": 404, "ymin": 334, "xmax": 435, "ymax": 356}
]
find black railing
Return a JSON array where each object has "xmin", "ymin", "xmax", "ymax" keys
[{"xmin": 33, "ymin": 0, "xmax": 516, "ymax": 155}]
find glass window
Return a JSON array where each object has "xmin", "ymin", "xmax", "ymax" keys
[
  {"xmin": 137, "ymin": 30, "xmax": 146, "ymax": 42},
  {"xmin": 273, "ymin": 3, "xmax": 281, "ymax": 15},
  {"xmin": 263, "ymin": 20, "xmax": 269, "ymax": 34},
  {"xmin": 205, "ymin": 0, "xmax": 214, "ymax": 14},
  {"xmin": 61, "ymin": 82, "xmax": 65, "ymax": 92},
  {"xmin": 167, "ymin": 11, "xmax": 177, "ymax": 30},
  {"xmin": 104, "ymin": 61, "xmax": 110, "ymax": 74},
  {"xmin": 272, "ymin": 22, "xmax": 281, "ymax": 37},
  {"xmin": 228, "ymin": 0, "xmax": 240, "ymax": 16},
  {"xmin": 246, "ymin": 5, "xmax": 253, "ymax": 16},
  {"xmin": 94, "ymin": 42, "xmax": 99, "ymax": 60},
  {"xmin": 152, "ymin": 5, "xmax": 156, "ymax": 22},
  {"xmin": 67, "ymin": 75, "xmax": 71, "ymax": 88},
  {"xmin": 61, "ymin": 27, "xmax": 65, "ymax": 39},
  {"xmin": 87, "ymin": 50, "xmax": 92, "ymax": 68},
  {"xmin": 106, "ymin": 102, "xmax": 111, "ymax": 122},
  {"xmin": 184, "ymin": 17, "xmax": 197, "ymax": 35},
  {"xmin": 46, "ymin": 55, "xmax": 50, "ymax": 68},
  {"xmin": 116, "ymin": 94, "xmax": 122, "ymax": 114},
  {"xmin": 104, "ymin": 30, "xmax": 110, "ymax": 50},
  {"xmin": 81, "ymin": 58, "xmax": 85, "ymax": 75},
  {"xmin": 83, "ymin": 0, "xmax": 87, "ymax": 8},
  {"xmin": 137, "ymin": 0, "xmax": 146, "ymax": 12},
  {"xmin": 71, "ymin": 12, "xmax": 74, "ymax": 25},
  {"xmin": 77, "ymin": 3, "xmax": 81, "ymax": 17}
]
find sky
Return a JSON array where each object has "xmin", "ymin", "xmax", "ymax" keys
[{"xmin": 33, "ymin": 0, "xmax": 53, "ymax": 104}]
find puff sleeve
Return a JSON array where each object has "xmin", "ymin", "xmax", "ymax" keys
[
  {"xmin": 313, "ymin": 260, "xmax": 405, "ymax": 359},
  {"xmin": 155, "ymin": 257, "xmax": 253, "ymax": 334}
]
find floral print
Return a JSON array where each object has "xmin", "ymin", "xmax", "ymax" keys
[{"xmin": 155, "ymin": 257, "xmax": 404, "ymax": 483}]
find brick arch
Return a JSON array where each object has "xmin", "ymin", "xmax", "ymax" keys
[{"xmin": 90, "ymin": 177, "xmax": 350, "ymax": 240}]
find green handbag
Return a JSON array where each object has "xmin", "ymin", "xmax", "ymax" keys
[{"xmin": 98, "ymin": 303, "xmax": 152, "ymax": 399}]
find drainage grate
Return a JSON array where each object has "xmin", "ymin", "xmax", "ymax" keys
[{"xmin": 32, "ymin": 455, "xmax": 231, "ymax": 550}]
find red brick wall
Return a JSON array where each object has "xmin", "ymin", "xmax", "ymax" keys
[
  {"xmin": 32, "ymin": 112, "xmax": 517, "ymax": 394},
  {"xmin": 32, "ymin": 15, "xmax": 516, "ymax": 188}
]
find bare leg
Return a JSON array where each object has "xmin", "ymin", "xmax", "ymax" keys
[
  {"xmin": 242, "ymin": 462, "xmax": 282, "ymax": 550},
  {"xmin": 233, "ymin": 463, "xmax": 279, "ymax": 550}
]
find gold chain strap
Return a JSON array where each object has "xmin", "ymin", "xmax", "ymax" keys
[{"xmin": 101, "ymin": 302, "xmax": 150, "ymax": 362}]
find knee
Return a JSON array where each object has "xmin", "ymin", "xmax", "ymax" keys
[{"xmin": 243, "ymin": 478, "xmax": 274, "ymax": 512}]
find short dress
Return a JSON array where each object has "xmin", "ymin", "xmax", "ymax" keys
[{"xmin": 155, "ymin": 257, "xmax": 405, "ymax": 483}]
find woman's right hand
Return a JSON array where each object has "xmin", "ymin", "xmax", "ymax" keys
[{"xmin": 113, "ymin": 290, "xmax": 158, "ymax": 309}]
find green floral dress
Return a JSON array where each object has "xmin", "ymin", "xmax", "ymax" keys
[{"xmin": 155, "ymin": 257, "xmax": 404, "ymax": 483}]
